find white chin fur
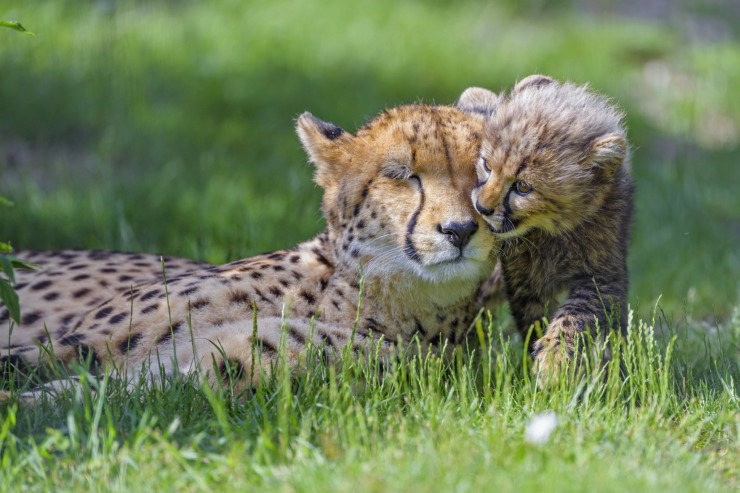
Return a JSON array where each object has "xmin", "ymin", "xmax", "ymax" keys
[
  {"xmin": 414, "ymin": 244, "xmax": 489, "ymax": 281},
  {"xmin": 358, "ymin": 243, "xmax": 490, "ymax": 285},
  {"xmin": 413, "ymin": 257, "xmax": 490, "ymax": 284}
]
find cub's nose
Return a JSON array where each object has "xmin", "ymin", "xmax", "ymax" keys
[
  {"xmin": 437, "ymin": 221, "xmax": 479, "ymax": 249},
  {"xmin": 475, "ymin": 200, "xmax": 494, "ymax": 216}
]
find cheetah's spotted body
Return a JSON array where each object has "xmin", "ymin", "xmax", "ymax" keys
[
  {"xmin": 1, "ymin": 103, "xmax": 496, "ymax": 394},
  {"xmin": 3, "ymin": 250, "xmax": 209, "ymax": 351}
]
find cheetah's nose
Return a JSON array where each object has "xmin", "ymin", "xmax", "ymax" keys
[{"xmin": 437, "ymin": 221, "xmax": 479, "ymax": 249}]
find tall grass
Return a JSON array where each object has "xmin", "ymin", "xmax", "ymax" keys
[{"xmin": 1, "ymin": 305, "xmax": 738, "ymax": 491}]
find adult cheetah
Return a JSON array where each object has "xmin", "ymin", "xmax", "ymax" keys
[{"xmin": 1, "ymin": 103, "xmax": 498, "ymax": 396}]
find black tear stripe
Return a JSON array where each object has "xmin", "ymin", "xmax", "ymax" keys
[
  {"xmin": 441, "ymin": 133, "xmax": 453, "ymax": 177},
  {"xmin": 404, "ymin": 181, "xmax": 425, "ymax": 263},
  {"xmin": 497, "ymin": 189, "xmax": 518, "ymax": 234},
  {"xmin": 502, "ymin": 188, "xmax": 513, "ymax": 216}
]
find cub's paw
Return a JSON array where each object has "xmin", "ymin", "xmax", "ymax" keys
[
  {"xmin": 531, "ymin": 320, "xmax": 580, "ymax": 387},
  {"xmin": 532, "ymin": 337, "xmax": 569, "ymax": 388}
]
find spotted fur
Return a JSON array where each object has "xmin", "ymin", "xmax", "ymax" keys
[
  {"xmin": 1, "ymin": 103, "xmax": 497, "ymax": 397},
  {"xmin": 461, "ymin": 75, "xmax": 634, "ymax": 384}
]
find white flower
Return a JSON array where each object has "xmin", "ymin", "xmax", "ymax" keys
[{"xmin": 524, "ymin": 411, "xmax": 558, "ymax": 445}]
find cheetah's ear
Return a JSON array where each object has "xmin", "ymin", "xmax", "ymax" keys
[
  {"xmin": 589, "ymin": 133, "xmax": 628, "ymax": 177},
  {"xmin": 296, "ymin": 112, "xmax": 354, "ymax": 188},
  {"xmin": 456, "ymin": 87, "xmax": 500, "ymax": 119},
  {"xmin": 511, "ymin": 74, "xmax": 556, "ymax": 95}
]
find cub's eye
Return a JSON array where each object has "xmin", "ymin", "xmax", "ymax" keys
[
  {"xmin": 515, "ymin": 181, "xmax": 533, "ymax": 195},
  {"xmin": 480, "ymin": 158, "xmax": 490, "ymax": 173}
]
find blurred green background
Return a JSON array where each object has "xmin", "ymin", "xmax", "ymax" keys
[{"xmin": 1, "ymin": 0, "xmax": 739, "ymax": 319}]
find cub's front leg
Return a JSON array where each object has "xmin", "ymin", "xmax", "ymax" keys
[
  {"xmin": 503, "ymin": 261, "xmax": 554, "ymax": 345},
  {"xmin": 531, "ymin": 273, "xmax": 626, "ymax": 385}
]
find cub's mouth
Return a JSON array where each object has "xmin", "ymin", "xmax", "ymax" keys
[
  {"xmin": 474, "ymin": 197, "xmax": 519, "ymax": 237},
  {"xmin": 481, "ymin": 214, "xmax": 518, "ymax": 237}
]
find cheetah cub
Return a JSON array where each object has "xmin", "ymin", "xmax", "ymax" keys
[
  {"xmin": 461, "ymin": 75, "xmax": 634, "ymax": 383},
  {"xmin": 1, "ymin": 103, "xmax": 496, "ymax": 396}
]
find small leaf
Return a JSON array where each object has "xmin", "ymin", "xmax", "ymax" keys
[
  {"xmin": 11, "ymin": 259, "xmax": 39, "ymax": 272},
  {"xmin": 0, "ymin": 21, "xmax": 34, "ymax": 35},
  {"xmin": 0, "ymin": 255, "xmax": 16, "ymax": 284},
  {"xmin": 0, "ymin": 242, "xmax": 11, "ymax": 253},
  {"xmin": 0, "ymin": 194, "xmax": 12, "ymax": 207},
  {"xmin": 0, "ymin": 278, "xmax": 21, "ymax": 325}
]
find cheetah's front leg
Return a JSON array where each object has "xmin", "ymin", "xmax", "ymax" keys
[{"xmin": 475, "ymin": 260, "xmax": 507, "ymax": 314}]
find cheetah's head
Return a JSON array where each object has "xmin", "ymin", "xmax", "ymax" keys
[
  {"xmin": 465, "ymin": 75, "xmax": 629, "ymax": 238},
  {"xmin": 296, "ymin": 103, "xmax": 498, "ymax": 285}
]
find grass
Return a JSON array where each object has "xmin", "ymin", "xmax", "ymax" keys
[
  {"xmin": 1, "ymin": 0, "xmax": 740, "ymax": 490},
  {"xmin": 2, "ymin": 308, "xmax": 739, "ymax": 491}
]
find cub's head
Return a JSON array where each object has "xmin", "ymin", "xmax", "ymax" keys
[
  {"xmin": 463, "ymin": 75, "xmax": 629, "ymax": 238},
  {"xmin": 296, "ymin": 103, "xmax": 498, "ymax": 284}
]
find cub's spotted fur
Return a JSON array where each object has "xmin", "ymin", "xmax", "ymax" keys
[
  {"xmin": 461, "ymin": 76, "xmax": 634, "ymax": 382},
  {"xmin": 1, "ymin": 103, "xmax": 496, "ymax": 396}
]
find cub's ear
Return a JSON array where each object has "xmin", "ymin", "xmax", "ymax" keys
[
  {"xmin": 456, "ymin": 87, "xmax": 500, "ymax": 119},
  {"xmin": 590, "ymin": 133, "xmax": 628, "ymax": 177},
  {"xmin": 296, "ymin": 112, "xmax": 353, "ymax": 188},
  {"xmin": 511, "ymin": 74, "xmax": 556, "ymax": 95}
]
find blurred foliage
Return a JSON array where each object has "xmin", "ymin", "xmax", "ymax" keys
[
  {"xmin": 0, "ymin": 20, "xmax": 33, "ymax": 34},
  {"xmin": 1, "ymin": 16, "xmax": 34, "ymax": 322},
  {"xmin": 0, "ymin": 0, "xmax": 738, "ymax": 317}
]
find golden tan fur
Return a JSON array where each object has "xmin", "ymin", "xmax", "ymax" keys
[{"xmin": 1, "ymin": 103, "xmax": 497, "ymax": 397}]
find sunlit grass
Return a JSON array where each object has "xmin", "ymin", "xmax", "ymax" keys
[{"xmin": 1, "ymin": 306, "xmax": 738, "ymax": 491}]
